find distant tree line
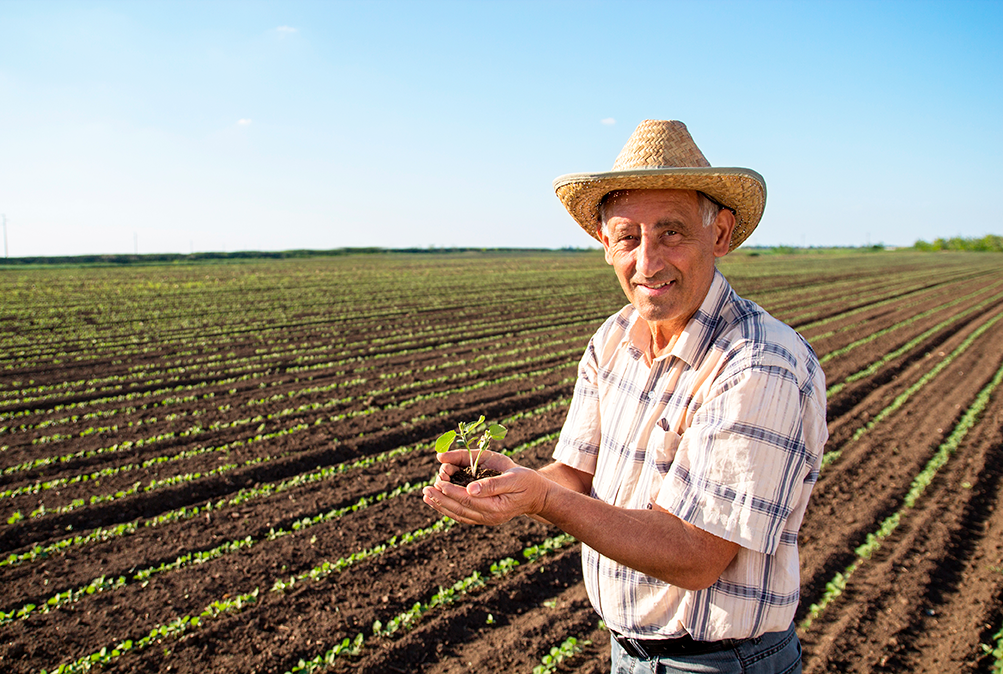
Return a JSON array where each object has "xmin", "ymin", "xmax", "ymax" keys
[
  {"xmin": 0, "ymin": 247, "xmax": 581, "ymax": 267},
  {"xmin": 913, "ymin": 235, "xmax": 1003, "ymax": 252}
]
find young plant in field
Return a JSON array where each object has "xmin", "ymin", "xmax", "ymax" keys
[{"xmin": 434, "ymin": 416, "xmax": 507, "ymax": 486}]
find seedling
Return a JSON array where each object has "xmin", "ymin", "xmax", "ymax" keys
[{"xmin": 434, "ymin": 416, "xmax": 507, "ymax": 486}]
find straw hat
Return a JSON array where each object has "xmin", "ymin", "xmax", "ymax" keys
[{"xmin": 553, "ymin": 120, "xmax": 766, "ymax": 251}]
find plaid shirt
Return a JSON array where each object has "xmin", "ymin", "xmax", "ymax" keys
[{"xmin": 553, "ymin": 270, "xmax": 828, "ymax": 641}]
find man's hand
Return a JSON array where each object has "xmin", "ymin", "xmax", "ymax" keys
[
  {"xmin": 421, "ymin": 451, "xmax": 738, "ymax": 589},
  {"xmin": 422, "ymin": 450, "xmax": 549, "ymax": 525}
]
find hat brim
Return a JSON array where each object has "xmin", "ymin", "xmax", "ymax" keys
[{"xmin": 553, "ymin": 167, "xmax": 766, "ymax": 252}]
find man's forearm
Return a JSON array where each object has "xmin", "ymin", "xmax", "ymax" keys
[
  {"xmin": 538, "ymin": 480, "xmax": 740, "ymax": 591},
  {"xmin": 527, "ymin": 462, "xmax": 592, "ymax": 524},
  {"xmin": 425, "ymin": 457, "xmax": 738, "ymax": 589}
]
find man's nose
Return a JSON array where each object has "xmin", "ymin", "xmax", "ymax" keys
[{"xmin": 635, "ymin": 234, "xmax": 665, "ymax": 278}]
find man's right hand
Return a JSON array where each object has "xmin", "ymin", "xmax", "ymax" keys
[{"xmin": 422, "ymin": 451, "xmax": 549, "ymax": 525}]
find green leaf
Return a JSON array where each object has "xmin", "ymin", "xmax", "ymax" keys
[
  {"xmin": 434, "ymin": 431, "xmax": 456, "ymax": 453},
  {"xmin": 488, "ymin": 424, "xmax": 507, "ymax": 440}
]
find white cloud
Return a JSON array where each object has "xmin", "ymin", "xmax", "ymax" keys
[
  {"xmin": 601, "ymin": 118, "xmax": 616, "ymax": 125},
  {"xmin": 237, "ymin": 119, "xmax": 252, "ymax": 126},
  {"xmin": 276, "ymin": 26, "xmax": 297, "ymax": 35}
]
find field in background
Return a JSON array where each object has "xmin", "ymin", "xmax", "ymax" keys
[{"xmin": 1, "ymin": 250, "xmax": 1002, "ymax": 674}]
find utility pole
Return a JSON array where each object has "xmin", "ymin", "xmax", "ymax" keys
[
  {"xmin": 2, "ymin": 214, "xmax": 7, "ymax": 258},
  {"xmin": 134, "ymin": 232, "xmax": 138, "ymax": 255}
]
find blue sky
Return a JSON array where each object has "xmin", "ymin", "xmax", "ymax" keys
[{"xmin": 1, "ymin": 0, "xmax": 1000, "ymax": 256}]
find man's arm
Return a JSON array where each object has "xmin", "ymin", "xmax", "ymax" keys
[
  {"xmin": 533, "ymin": 476, "xmax": 740, "ymax": 591},
  {"xmin": 422, "ymin": 452, "xmax": 739, "ymax": 591},
  {"xmin": 528, "ymin": 461, "xmax": 592, "ymax": 524}
]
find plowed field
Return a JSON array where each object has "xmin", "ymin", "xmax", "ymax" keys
[{"xmin": 1, "ymin": 250, "xmax": 1001, "ymax": 673}]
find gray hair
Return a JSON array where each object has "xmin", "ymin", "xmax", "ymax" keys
[{"xmin": 599, "ymin": 190, "xmax": 725, "ymax": 238}]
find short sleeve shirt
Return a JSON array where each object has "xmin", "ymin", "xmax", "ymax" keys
[{"xmin": 553, "ymin": 270, "xmax": 828, "ymax": 641}]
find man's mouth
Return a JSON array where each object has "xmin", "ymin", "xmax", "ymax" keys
[{"xmin": 636, "ymin": 280, "xmax": 674, "ymax": 290}]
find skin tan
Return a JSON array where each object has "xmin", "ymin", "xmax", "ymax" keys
[
  {"xmin": 599, "ymin": 189, "xmax": 735, "ymax": 358},
  {"xmin": 422, "ymin": 189, "xmax": 740, "ymax": 591}
]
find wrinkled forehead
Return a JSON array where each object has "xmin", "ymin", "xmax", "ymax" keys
[{"xmin": 599, "ymin": 188, "xmax": 702, "ymax": 219}]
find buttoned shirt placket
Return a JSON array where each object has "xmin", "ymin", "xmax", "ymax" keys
[{"xmin": 555, "ymin": 270, "xmax": 828, "ymax": 641}]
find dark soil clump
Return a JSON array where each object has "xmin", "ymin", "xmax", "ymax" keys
[{"xmin": 449, "ymin": 467, "xmax": 502, "ymax": 489}]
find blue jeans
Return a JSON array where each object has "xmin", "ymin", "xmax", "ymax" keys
[{"xmin": 610, "ymin": 623, "xmax": 801, "ymax": 674}]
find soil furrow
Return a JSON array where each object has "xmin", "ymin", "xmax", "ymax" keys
[
  {"xmin": 3, "ymin": 252, "xmax": 1003, "ymax": 674},
  {"xmin": 798, "ymin": 309, "xmax": 1003, "ymax": 616},
  {"xmin": 799, "ymin": 362, "xmax": 1003, "ymax": 672}
]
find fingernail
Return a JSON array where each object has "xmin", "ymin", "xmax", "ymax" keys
[{"xmin": 468, "ymin": 482, "xmax": 481, "ymax": 496}]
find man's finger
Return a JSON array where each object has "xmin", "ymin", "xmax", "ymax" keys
[
  {"xmin": 437, "ymin": 463, "xmax": 459, "ymax": 481},
  {"xmin": 472, "ymin": 451, "xmax": 516, "ymax": 473},
  {"xmin": 422, "ymin": 485, "xmax": 483, "ymax": 525},
  {"xmin": 466, "ymin": 467, "xmax": 532, "ymax": 500},
  {"xmin": 435, "ymin": 449, "xmax": 470, "ymax": 466},
  {"xmin": 436, "ymin": 479, "xmax": 473, "ymax": 501},
  {"xmin": 466, "ymin": 474, "xmax": 504, "ymax": 496}
]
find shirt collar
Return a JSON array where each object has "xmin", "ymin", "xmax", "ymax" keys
[{"xmin": 620, "ymin": 269, "xmax": 729, "ymax": 368}]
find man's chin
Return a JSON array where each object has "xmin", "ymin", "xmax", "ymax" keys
[
  {"xmin": 635, "ymin": 305, "xmax": 682, "ymax": 324},
  {"xmin": 633, "ymin": 301, "xmax": 698, "ymax": 331}
]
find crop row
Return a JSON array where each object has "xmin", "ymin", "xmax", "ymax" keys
[
  {"xmin": 12, "ymin": 281, "xmax": 948, "ymax": 524},
  {"xmin": 283, "ymin": 533, "xmax": 577, "ymax": 674},
  {"xmin": 3, "ymin": 266, "xmax": 617, "ymax": 378},
  {"xmin": 6, "ymin": 253, "xmax": 985, "ymax": 396},
  {"xmin": 1, "ymin": 258, "xmax": 994, "ymax": 473},
  {"xmin": 38, "ymin": 527, "xmax": 576, "ymax": 674},
  {"xmin": 0, "ymin": 306, "xmax": 597, "ymax": 430},
  {"xmin": 769, "ymin": 264, "xmax": 983, "ymax": 326},
  {"xmin": 801, "ymin": 350, "xmax": 1003, "ymax": 630},
  {"xmin": 1, "ymin": 361, "xmax": 573, "ymax": 524},
  {"xmin": 5, "ymin": 265, "xmax": 995, "ymax": 559},
  {"xmin": 800, "ymin": 274, "xmax": 1002, "ymax": 341},
  {"xmin": 822, "ymin": 308, "xmax": 1002, "ymax": 468},
  {"xmin": 4, "ymin": 327, "xmax": 582, "ymax": 469},
  {"xmin": 39, "ymin": 588, "xmax": 262, "ymax": 674},
  {"xmin": 12, "ymin": 310, "xmax": 991, "ymax": 669},
  {"xmin": 4, "ymin": 251, "xmax": 1003, "ymax": 673},
  {"xmin": 825, "ymin": 289, "xmax": 1003, "ymax": 398},
  {"xmin": 0, "ymin": 394, "xmax": 566, "ymax": 569},
  {"xmin": 2, "ymin": 265, "xmax": 991, "ymax": 525},
  {"xmin": 818, "ymin": 284, "xmax": 1003, "ymax": 368},
  {"xmin": 3, "ymin": 425, "xmax": 561, "ymax": 626},
  {"xmin": 7, "ymin": 260, "xmax": 989, "ymax": 459}
]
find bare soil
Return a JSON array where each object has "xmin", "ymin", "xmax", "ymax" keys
[{"xmin": 1, "ymin": 252, "xmax": 1002, "ymax": 674}]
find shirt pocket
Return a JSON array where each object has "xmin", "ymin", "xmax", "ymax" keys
[{"xmin": 647, "ymin": 425, "xmax": 681, "ymax": 506}]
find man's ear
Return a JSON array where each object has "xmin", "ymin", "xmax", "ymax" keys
[
  {"xmin": 598, "ymin": 226, "xmax": 614, "ymax": 265},
  {"xmin": 712, "ymin": 210, "xmax": 737, "ymax": 258}
]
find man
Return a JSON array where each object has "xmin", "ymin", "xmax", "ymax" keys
[{"xmin": 423, "ymin": 120, "xmax": 827, "ymax": 673}]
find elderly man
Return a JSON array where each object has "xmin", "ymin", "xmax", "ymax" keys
[{"xmin": 423, "ymin": 120, "xmax": 827, "ymax": 674}]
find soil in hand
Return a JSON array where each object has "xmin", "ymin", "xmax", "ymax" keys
[{"xmin": 449, "ymin": 466, "xmax": 502, "ymax": 489}]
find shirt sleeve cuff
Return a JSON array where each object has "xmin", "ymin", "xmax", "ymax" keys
[{"xmin": 552, "ymin": 438, "xmax": 598, "ymax": 475}]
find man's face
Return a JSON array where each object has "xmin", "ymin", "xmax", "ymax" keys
[{"xmin": 599, "ymin": 189, "xmax": 735, "ymax": 346}]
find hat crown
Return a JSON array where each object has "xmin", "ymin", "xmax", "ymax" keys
[
  {"xmin": 553, "ymin": 118, "xmax": 765, "ymax": 251},
  {"xmin": 611, "ymin": 120, "xmax": 711, "ymax": 171}
]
